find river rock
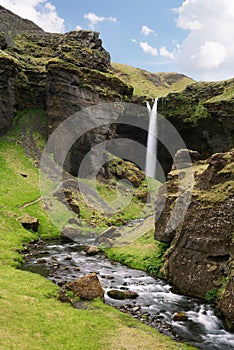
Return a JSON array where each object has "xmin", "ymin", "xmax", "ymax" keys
[
  {"xmin": 85, "ymin": 246, "xmax": 99, "ymax": 256},
  {"xmin": 19, "ymin": 214, "xmax": 39, "ymax": 232},
  {"xmin": 61, "ymin": 226, "xmax": 82, "ymax": 243},
  {"xmin": 173, "ymin": 312, "xmax": 188, "ymax": 321},
  {"xmin": 107, "ymin": 289, "xmax": 139, "ymax": 300},
  {"xmin": 65, "ymin": 273, "xmax": 104, "ymax": 300},
  {"xmin": 96, "ymin": 226, "xmax": 120, "ymax": 246}
]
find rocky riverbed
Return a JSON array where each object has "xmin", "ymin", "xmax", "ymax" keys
[{"xmin": 22, "ymin": 240, "xmax": 234, "ymax": 350}]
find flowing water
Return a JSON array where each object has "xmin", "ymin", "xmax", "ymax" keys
[
  {"xmin": 23, "ymin": 240, "xmax": 234, "ymax": 350},
  {"xmin": 145, "ymin": 98, "xmax": 158, "ymax": 178}
]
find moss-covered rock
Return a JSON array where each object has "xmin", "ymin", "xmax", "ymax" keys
[
  {"xmin": 155, "ymin": 149, "xmax": 234, "ymax": 330},
  {"xmin": 158, "ymin": 79, "xmax": 234, "ymax": 159}
]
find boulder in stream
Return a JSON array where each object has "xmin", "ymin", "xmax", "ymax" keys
[
  {"xmin": 65, "ymin": 273, "xmax": 104, "ymax": 300},
  {"xmin": 173, "ymin": 312, "xmax": 188, "ymax": 321},
  {"xmin": 61, "ymin": 226, "xmax": 83, "ymax": 243},
  {"xmin": 85, "ymin": 246, "xmax": 99, "ymax": 256},
  {"xmin": 107, "ymin": 289, "xmax": 139, "ymax": 300}
]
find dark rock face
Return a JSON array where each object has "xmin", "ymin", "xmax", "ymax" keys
[
  {"xmin": 0, "ymin": 32, "xmax": 7, "ymax": 49},
  {"xmin": 218, "ymin": 279, "xmax": 234, "ymax": 331},
  {"xmin": 158, "ymin": 80, "xmax": 234, "ymax": 159},
  {"xmin": 155, "ymin": 149, "xmax": 234, "ymax": 329},
  {"xmin": 0, "ymin": 5, "xmax": 43, "ymax": 46},
  {"xmin": 0, "ymin": 6, "xmax": 133, "ymax": 176},
  {"xmin": 0, "ymin": 57, "xmax": 18, "ymax": 135}
]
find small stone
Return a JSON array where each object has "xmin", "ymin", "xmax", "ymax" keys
[
  {"xmin": 64, "ymin": 256, "xmax": 72, "ymax": 261},
  {"xmin": 105, "ymin": 275, "xmax": 114, "ymax": 280},
  {"xmin": 85, "ymin": 246, "xmax": 99, "ymax": 256},
  {"xmin": 173, "ymin": 312, "xmax": 189, "ymax": 321},
  {"xmin": 132, "ymin": 306, "xmax": 141, "ymax": 312},
  {"xmin": 107, "ymin": 289, "xmax": 139, "ymax": 300}
]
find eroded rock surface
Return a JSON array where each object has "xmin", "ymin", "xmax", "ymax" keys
[{"xmin": 155, "ymin": 149, "xmax": 234, "ymax": 329}]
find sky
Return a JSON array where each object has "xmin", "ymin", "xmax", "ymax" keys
[{"xmin": 0, "ymin": 0, "xmax": 234, "ymax": 82}]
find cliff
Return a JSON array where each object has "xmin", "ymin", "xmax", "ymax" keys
[
  {"xmin": 0, "ymin": 6, "xmax": 133, "ymax": 175},
  {"xmin": 155, "ymin": 149, "xmax": 234, "ymax": 330},
  {"xmin": 158, "ymin": 80, "xmax": 234, "ymax": 159},
  {"xmin": 0, "ymin": 2, "xmax": 234, "ymax": 336}
]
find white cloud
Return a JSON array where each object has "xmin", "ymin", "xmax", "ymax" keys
[
  {"xmin": 195, "ymin": 41, "xmax": 226, "ymax": 69},
  {"xmin": 84, "ymin": 12, "xmax": 117, "ymax": 30},
  {"xmin": 0, "ymin": 0, "xmax": 65, "ymax": 33},
  {"xmin": 75, "ymin": 25, "xmax": 83, "ymax": 31},
  {"xmin": 139, "ymin": 42, "xmax": 158, "ymax": 56},
  {"xmin": 159, "ymin": 46, "xmax": 175, "ymax": 60},
  {"xmin": 175, "ymin": 0, "xmax": 234, "ymax": 80},
  {"xmin": 141, "ymin": 25, "xmax": 155, "ymax": 37}
]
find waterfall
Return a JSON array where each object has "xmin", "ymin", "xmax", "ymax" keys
[{"xmin": 145, "ymin": 98, "xmax": 158, "ymax": 178}]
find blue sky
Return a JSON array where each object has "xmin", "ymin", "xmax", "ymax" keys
[
  {"xmin": 1, "ymin": 0, "xmax": 234, "ymax": 81},
  {"xmin": 56, "ymin": 0, "xmax": 185, "ymax": 74}
]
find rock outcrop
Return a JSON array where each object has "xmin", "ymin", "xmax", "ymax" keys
[
  {"xmin": 155, "ymin": 149, "xmax": 234, "ymax": 330},
  {"xmin": 19, "ymin": 214, "xmax": 39, "ymax": 232},
  {"xmin": 1, "ymin": 6, "xmax": 234, "ymax": 179},
  {"xmin": 0, "ymin": 5, "xmax": 43, "ymax": 46},
  {"xmin": 158, "ymin": 80, "xmax": 234, "ymax": 159},
  {"xmin": 0, "ymin": 5, "xmax": 133, "ymax": 175}
]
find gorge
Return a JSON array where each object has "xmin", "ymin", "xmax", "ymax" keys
[{"xmin": 0, "ymin": 4, "xmax": 234, "ymax": 350}]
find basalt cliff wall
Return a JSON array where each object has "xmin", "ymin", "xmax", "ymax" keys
[
  {"xmin": 155, "ymin": 149, "xmax": 234, "ymax": 330},
  {"xmin": 0, "ymin": 5, "xmax": 133, "ymax": 175}
]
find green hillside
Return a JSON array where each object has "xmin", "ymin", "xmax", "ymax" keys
[{"xmin": 112, "ymin": 62, "xmax": 195, "ymax": 97}]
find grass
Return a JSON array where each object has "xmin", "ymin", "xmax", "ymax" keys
[
  {"xmin": 106, "ymin": 230, "xmax": 169, "ymax": 276},
  {"xmin": 206, "ymin": 79, "xmax": 234, "ymax": 102},
  {"xmin": 0, "ymin": 140, "xmax": 59, "ymax": 267},
  {"xmin": 112, "ymin": 62, "xmax": 194, "ymax": 97},
  {"xmin": 0, "ymin": 138, "xmax": 197, "ymax": 349},
  {"xmin": 0, "ymin": 268, "xmax": 196, "ymax": 350}
]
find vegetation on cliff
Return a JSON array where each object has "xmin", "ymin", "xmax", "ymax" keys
[
  {"xmin": 0, "ymin": 123, "xmax": 196, "ymax": 350},
  {"xmin": 154, "ymin": 149, "xmax": 234, "ymax": 330},
  {"xmin": 112, "ymin": 62, "xmax": 194, "ymax": 97},
  {"xmin": 0, "ymin": 4, "xmax": 233, "ymax": 346}
]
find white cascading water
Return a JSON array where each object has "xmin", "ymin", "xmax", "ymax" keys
[{"xmin": 145, "ymin": 98, "xmax": 158, "ymax": 178}]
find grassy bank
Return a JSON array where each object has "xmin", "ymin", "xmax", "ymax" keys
[
  {"xmin": 106, "ymin": 229, "xmax": 168, "ymax": 276},
  {"xmin": 0, "ymin": 139, "xmax": 197, "ymax": 349}
]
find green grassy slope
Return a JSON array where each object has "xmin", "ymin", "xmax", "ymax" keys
[
  {"xmin": 112, "ymin": 62, "xmax": 195, "ymax": 97},
  {"xmin": 0, "ymin": 117, "xmax": 197, "ymax": 349}
]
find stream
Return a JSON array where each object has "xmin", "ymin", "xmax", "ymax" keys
[{"xmin": 22, "ymin": 239, "xmax": 234, "ymax": 350}]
